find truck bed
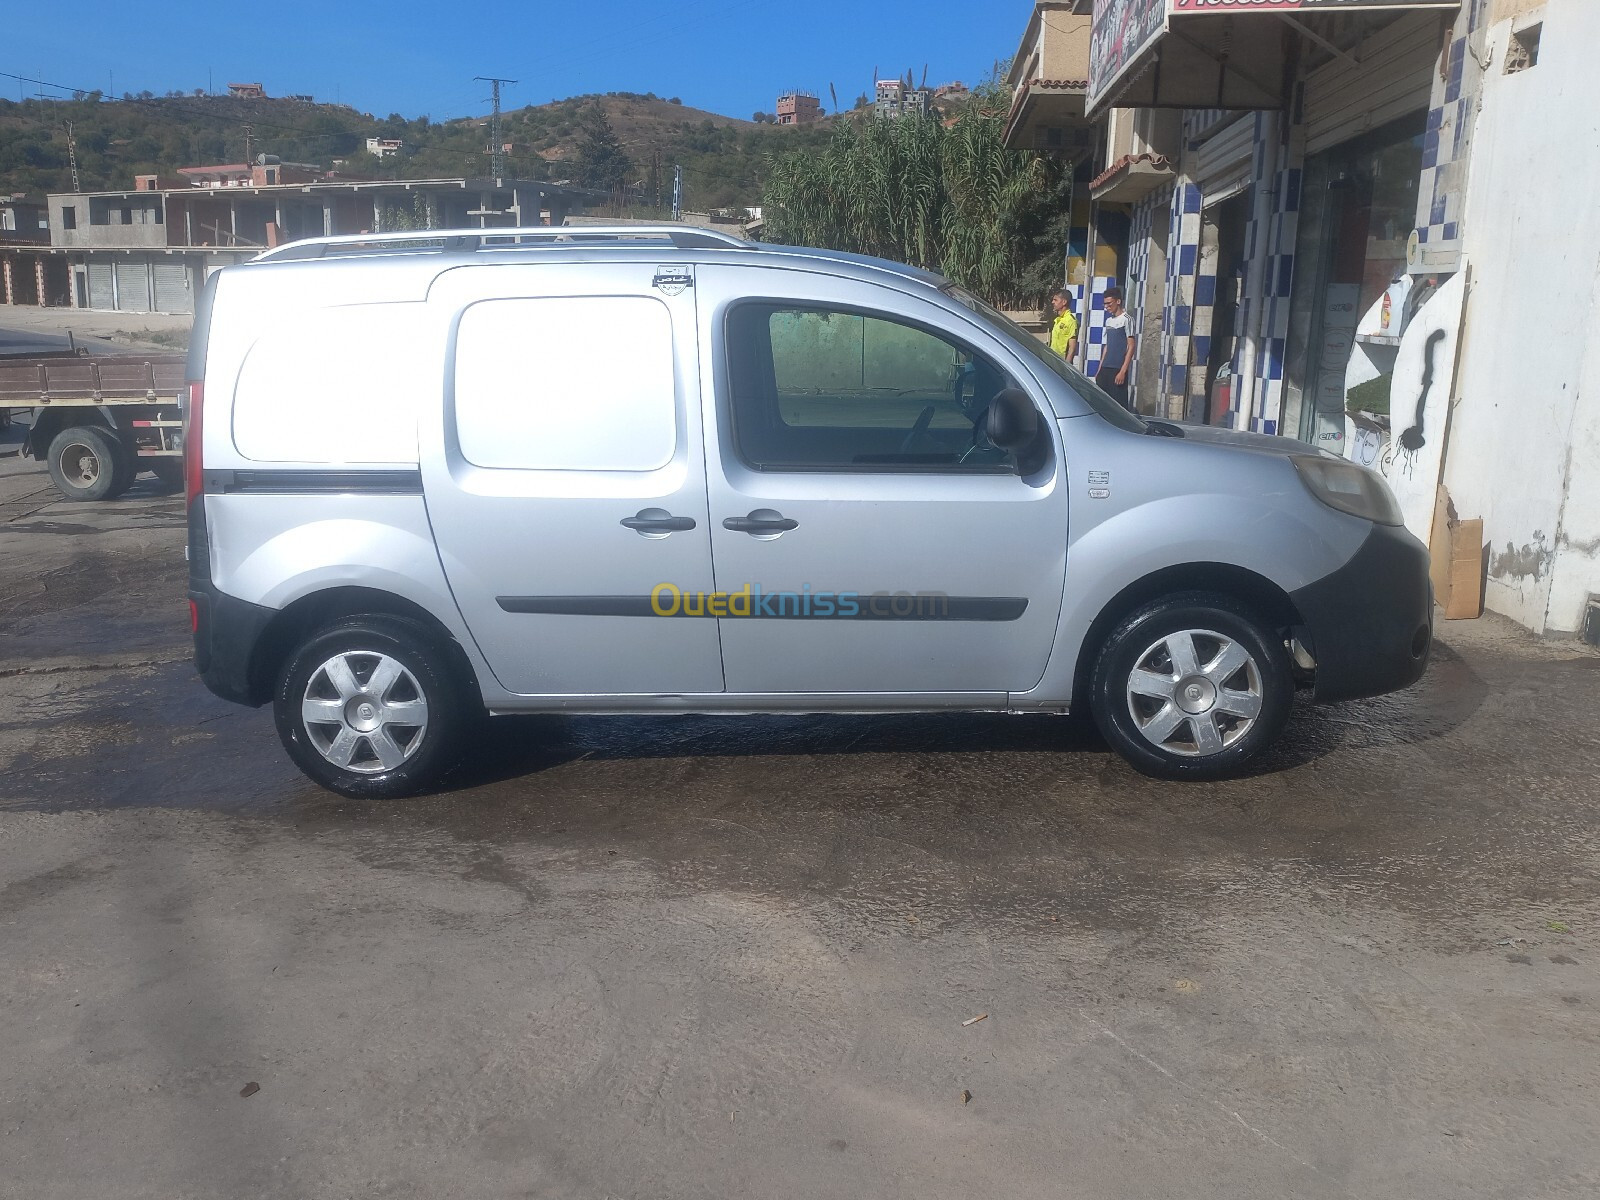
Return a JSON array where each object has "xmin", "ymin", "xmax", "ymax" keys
[{"xmin": 0, "ymin": 354, "xmax": 187, "ymax": 407}]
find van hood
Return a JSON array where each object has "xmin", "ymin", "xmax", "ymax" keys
[{"xmin": 1150, "ymin": 420, "xmax": 1330, "ymax": 459}]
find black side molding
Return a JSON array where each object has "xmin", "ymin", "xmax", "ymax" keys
[
  {"xmin": 203, "ymin": 469, "xmax": 424, "ymax": 495},
  {"xmin": 497, "ymin": 595, "xmax": 1029, "ymax": 621}
]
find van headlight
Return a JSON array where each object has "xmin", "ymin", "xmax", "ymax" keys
[{"xmin": 1291, "ymin": 455, "xmax": 1404, "ymax": 526}]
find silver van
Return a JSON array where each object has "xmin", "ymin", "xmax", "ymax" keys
[{"xmin": 185, "ymin": 226, "xmax": 1432, "ymax": 796}]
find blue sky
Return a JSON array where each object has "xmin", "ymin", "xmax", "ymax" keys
[{"xmin": 6, "ymin": 1, "xmax": 1031, "ymax": 120}]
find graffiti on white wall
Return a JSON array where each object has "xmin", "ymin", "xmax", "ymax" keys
[{"xmin": 1377, "ymin": 271, "xmax": 1467, "ymax": 544}]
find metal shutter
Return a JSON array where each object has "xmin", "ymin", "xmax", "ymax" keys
[
  {"xmin": 152, "ymin": 261, "xmax": 192, "ymax": 314},
  {"xmin": 1193, "ymin": 114, "xmax": 1256, "ymax": 206},
  {"xmin": 114, "ymin": 260, "xmax": 151, "ymax": 312},
  {"xmin": 87, "ymin": 262, "xmax": 114, "ymax": 310},
  {"xmin": 1304, "ymin": 11, "xmax": 1440, "ymax": 156}
]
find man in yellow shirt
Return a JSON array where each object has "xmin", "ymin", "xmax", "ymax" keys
[{"xmin": 1048, "ymin": 289, "xmax": 1079, "ymax": 363}]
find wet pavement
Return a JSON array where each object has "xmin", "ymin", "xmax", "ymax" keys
[{"xmin": 3, "ymin": 445, "xmax": 1599, "ymax": 1199}]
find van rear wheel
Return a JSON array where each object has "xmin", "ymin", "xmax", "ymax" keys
[
  {"xmin": 273, "ymin": 615, "xmax": 466, "ymax": 798},
  {"xmin": 1090, "ymin": 592, "xmax": 1292, "ymax": 780}
]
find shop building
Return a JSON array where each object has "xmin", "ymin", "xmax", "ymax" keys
[
  {"xmin": 1073, "ymin": 0, "xmax": 1461, "ymax": 437},
  {"xmin": 1007, "ymin": 0, "xmax": 1600, "ymax": 640}
]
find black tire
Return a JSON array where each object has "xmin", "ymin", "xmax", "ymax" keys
[
  {"xmin": 1090, "ymin": 591, "xmax": 1292, "ymax": 781},
  {"xmin": 149, "ymin": 457, "xmax": 184, "ymax": 491},
  {"xmin": 107, "ymin": 435, "xmax": 138, "ymax": 498},
  {"xmin": 46, "ymin": 424, "xmax": 131, "ymax": 502},
  {"xmin": 273, "ymin": 615, "xmax": 467, "ymax": 798}
]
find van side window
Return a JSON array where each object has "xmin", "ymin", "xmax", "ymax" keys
[
  {"xmin": 454, "ymin": 296, "xmax": 676, "ymax": 472},
  {"xmin": 232, "ymin": 305, "xmax": 424, "ymax": 464},
  {"xmin": 725, "ymin": 303, "xmax": 1017, "ymax": 473}
]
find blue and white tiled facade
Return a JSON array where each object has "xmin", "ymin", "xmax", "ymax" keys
[
  {"xmin": 1231, "ymin": 112, "xmax": 1303, "ymax": 436},
  {"xmin": 1089, "ymin": 8, "xmax": 1477, "ymax": 436},
  {"xmin": 1116, "ymin": 108, "xmax": 1305, "ymax": 430},
  {"xmin": 1070, "ymin": 275, "xmax": 1120, "ymax": 379},
  {"xmin": 1157, "ymin": 181, "xmax": 1203, "ymax": 419},
  {"xmin": 1107, "ymin": 11, "xmax": 1459, "ymax": 435},
  {"xmin": 1415, "ymin": 0, "xmax": 1490, "ymax": 268}
]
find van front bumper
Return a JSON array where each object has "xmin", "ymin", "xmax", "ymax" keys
[{"xmin": 1290, "ymin": 522, "xmax": 1434, "ymax": 704}]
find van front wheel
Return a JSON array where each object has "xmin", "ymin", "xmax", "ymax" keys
[
  {"xmin": 273, "ymin": 615, "xmax": 465, "ymax": 798},
  {"xmin": 1090, "ymin": 593, "xmax": 1292, "ymax": 780}
]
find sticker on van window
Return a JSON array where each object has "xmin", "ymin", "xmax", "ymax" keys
[{"xmin": 653, "ymin": 266, "xmax": 694, "ymax": 296}]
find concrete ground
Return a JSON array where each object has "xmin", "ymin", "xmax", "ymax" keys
[
  {"xmin": 0, "ymin": 305, "xmax": 192, "ymax": 356},
  {"xmin": 2, "ymin": 420, "xmax": 1599, "ymax": 1199}
]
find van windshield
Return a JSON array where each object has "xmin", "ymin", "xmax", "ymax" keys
[{"xmin": 943, "ymin": 285, "xmax": 1147, "ymax": 433}]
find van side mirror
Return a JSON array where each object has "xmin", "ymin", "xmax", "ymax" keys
[{"xmin": 986, "ymin": 387, "xmax": 1038, "ymax": 451}]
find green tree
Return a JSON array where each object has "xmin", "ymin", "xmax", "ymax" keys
[
  {"xmin": 572, "ymin": 102, "xmax": 632, "ymax": 192},
  {"xmin": 761, "ymin": 94, "xmax": 1067, "ymax": 307}
]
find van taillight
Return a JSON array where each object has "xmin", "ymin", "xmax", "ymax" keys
[{"xmin": 184, "ymin": 381, "xmax": 203, "ymax": 507}]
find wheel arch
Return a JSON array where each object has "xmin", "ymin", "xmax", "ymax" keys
[
  {"xmin": 1070, "ymin": 562, "xmax": 1305, "ymax": 711},
  {"xmin": 26, "ymin": 408, "xmax": 119, "ymax": 459},
  {"xmin": 247, "ymin": 586, "xmax": 483, "ymax": 707}
]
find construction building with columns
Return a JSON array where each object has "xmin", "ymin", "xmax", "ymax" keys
[{"xmin": 0, "ymin": 165, "xmax": 596, "ymax": 315}]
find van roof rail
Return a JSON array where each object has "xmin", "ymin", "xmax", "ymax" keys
[{"xmin": 253, "ymin": 224, "xmax": 752, "ymax": 262}]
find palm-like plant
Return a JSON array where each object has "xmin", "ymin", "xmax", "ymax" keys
[{"xmin": 761, "ymin": 89, "xmax": 1067, "ymax": 308}]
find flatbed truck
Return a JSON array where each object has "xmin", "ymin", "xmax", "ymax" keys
[{"xmin": 0, "ymin": 353, "xmax": 187, "ymax": 501}]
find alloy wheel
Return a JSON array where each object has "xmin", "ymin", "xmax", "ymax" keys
[
  {"xmin": 300, "ymin": 651, "xmax": 430, "ymax": 773},
  {"xmin": 1124, "ymin": 628, "xmax": 1264, "ymax": 757}
]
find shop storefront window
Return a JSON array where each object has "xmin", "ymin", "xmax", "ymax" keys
[{"xmin": 1282, "ymin": 113, "xmax": 1426, "ymax": 451}]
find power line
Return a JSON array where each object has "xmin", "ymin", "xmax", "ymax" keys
[
  {"xmin": 474, "ymin": 75, "xmax": 516, "ymax": 181},
  {"xmin": 0, "ymin": 68, "xmax": 374, "ymax": 143}
]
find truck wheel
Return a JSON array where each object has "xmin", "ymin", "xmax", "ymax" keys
[
  {"xmin": 273, "ymin": 615, "xmax": 466, "ymax": 799},
  {"xmin": 149, "ymin": 457, "xmax": 184, "ymax": 491},
  {"xmin": 1090, "ymin": 592, "xmax": 1292, "ymax": 781},
  {"xmin": 46, "ymin": 425, "xmax": 130, "ymax": 502}
]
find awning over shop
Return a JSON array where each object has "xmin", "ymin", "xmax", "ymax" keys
[
  {"xmin": 1086, "ymin": 0, "xmax": 1459, "ymax": 117},
  {"xmin": 1003, "ymin": 79, "xmax": 1097, "ymax": 158},
  {"xmin": 1089, "ymin": 152, "xmax": 1176, "ymax": 202}
]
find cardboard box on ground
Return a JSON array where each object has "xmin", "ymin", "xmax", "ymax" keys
[{"xmin": 1430, "ymin": 486, "xmax": 1485, "ymax": 620}]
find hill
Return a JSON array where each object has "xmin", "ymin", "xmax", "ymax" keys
[{"xmin": 0, "ymin": 89, "xmax": 836, "ymax": 212}]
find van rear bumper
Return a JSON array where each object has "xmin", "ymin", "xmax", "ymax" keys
[
  {"xmin": 189, "ymin": 495, "xmax": 274, "ymax": 707},
  {"xmin": 190, "ymin": 584, "xmax": 276, "ymax": 707},
  {"xmin": 1290, "ymin": 522, "xmax": 1434, "ymax": 704}
]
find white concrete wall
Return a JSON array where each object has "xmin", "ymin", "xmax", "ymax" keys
[
  {"xmin": 1545, "ymin": 267, "xmax": 1600, "ymax": 632},
  {"xmin": 1445, "ymin": 0, "xmax": 1600, "ymax": 634}
]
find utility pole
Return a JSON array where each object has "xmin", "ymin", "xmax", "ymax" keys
[
  {"xmin": 474, "ymin": 75, "xmax": 517, "ymax": 181},
  {"xmin": 65, "ymin": 122, "xmax": 80, "ymax": 191},
  {"xmin": 672, "ymin": 164, "xmax": 683, "ymax": 221},
  {"xmin": 243, "ymin": 123, "xmax": 255, "ymax": 164}
]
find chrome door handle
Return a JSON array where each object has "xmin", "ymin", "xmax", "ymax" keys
[
  {"xmin": 722, "ymin": 511, "xmax": 799, "ymax": 534},
  {"xmin": 621, "ymin": 509, "xmax": 696, "ymax": 534}
]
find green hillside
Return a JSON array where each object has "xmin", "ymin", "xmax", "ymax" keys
[{"xmin": 0, "ymin": 90, "xmax": 834, "ymax": 211}]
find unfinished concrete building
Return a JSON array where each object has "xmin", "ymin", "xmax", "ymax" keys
[{"xmin": 2, "ymin": 170, "xmax": 597, "ymax": 314}]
